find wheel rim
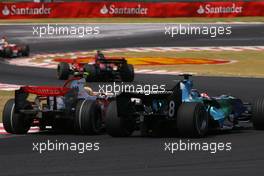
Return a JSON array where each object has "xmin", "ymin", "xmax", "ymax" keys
[{"xmin": 195, "ymin": 107, "xmax": 207, "ymax": 134}]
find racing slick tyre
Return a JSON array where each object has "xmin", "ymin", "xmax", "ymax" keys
[
  {"xmin": 120, "ymin": 64, "xmax": 134, "ymax": 82},
  {"xmin": 2, "ymin": 99, "xmax": 32, "ymax": 134},
  {"xmin": 21, "ymin": 45, "xmax": 30, "ymax": 57},
  {"xmin": 252, "ymin": 97, "xmax": 264, "ymax": 130},
  {"xmin": 84, "ymin": 64, "xmax": 97, "ymax": 82},
  {"xmin": 74, "ymin": 100, "xmax": 103, "ymax": 134},
  {"xmin": 177, "ymin": 102, "xmax": 208, "ymax": 138},
  {"xmin": 105, "ymin": 101, "xmax": 134, "ymax": 137},
  {"xmin": 3, "ymin": 47, "xmax": 12, "ymax": 58},
  {"xmin": 57, "ymin": 62, "xmax": 70, "ymax": 80}
]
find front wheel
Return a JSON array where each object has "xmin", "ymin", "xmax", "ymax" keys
[
  {"xmin": 177, "ymin": 102, "xmax": 208, "ymax": 138},
  {"xmin": 2, "ymin": 99, "xmax": 32, "ymax": 134},
  {"xmin": 84, "ymin": 64, "xmax": 97, "ymax": 82},
  {"xmin": 21, "ymin": 45, "xmax": 30, "ymax": 57},
  {"xmin": 3, "ymin": 47, "xmax": 12, "ymax": 58},
  {"xmin": 57, "ymin": 62, "xmax": 70, "ymax": 80},
  {"xmin": 252, "ymin": 97, "xmax": 264, "ymax": 130}
]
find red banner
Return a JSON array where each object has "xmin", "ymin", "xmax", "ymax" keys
[{"xmin": 0, "ymin": 1, "xmax": 264, "ymax": 19}]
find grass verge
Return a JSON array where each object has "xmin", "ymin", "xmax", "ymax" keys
[{"xmin": 119, "ymin": 50, "xmax": 264, "ymax": 78}]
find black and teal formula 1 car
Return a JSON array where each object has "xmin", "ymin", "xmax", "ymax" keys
[{"xmin": 105, "ymin": 74, "xmax": 264, "ymax": 138}]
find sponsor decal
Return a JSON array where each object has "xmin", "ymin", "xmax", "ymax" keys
[
  {"xmin": 2, "ymin": 5, "xmax": 9, "ymax": 16},
  {"xmin": 197, "ymin": 5, "xmax": 205, "ymax": 15},
  {"xmin": 100, "ymin": 5, "xmax": 108, "ymax": 15},
  {"xmin": 23, "ymin": 86, "xmax": 69, "ymax": 96},
  {"xmin": 1, "ymin": 4, "xmax": 51, "ymax": 16},
  {"xmin": 0, "ymin": 2, "xmax": 263, "ymax": 19},
  {"xmin": 197, "ymin": 3, "xmax": 243, "ymax": 14},
  {"xmin": 100, "ymin": 4, "xmax": 148, "ymax": 15}
]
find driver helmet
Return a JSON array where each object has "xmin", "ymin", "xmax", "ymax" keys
[{"xmin": 201, "ymin": 93, "xmax": 210, "ymax": 99}]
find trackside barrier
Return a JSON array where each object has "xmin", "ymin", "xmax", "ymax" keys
[{"xmin": 0, "ymin": 1, "xmax": 264, "ymax": 19}]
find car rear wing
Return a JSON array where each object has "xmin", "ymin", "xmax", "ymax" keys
[
  {"xmin": 97, "ymin": 58, "xmax": 127, "ymax": 64},
  {"xmin": 18, "ymin": 86, "xmax": 70, "ymax": 96},
  {"xmin": 54, "ymin": 58, "xmax": 93, "ymax": 64},
  {"xmin": 114, "ymin": 82, "xmax": 182, "ymax": 118},
  {"xmin": 14, "ymin": 86, "xmax": 71, "ymax": 113}
]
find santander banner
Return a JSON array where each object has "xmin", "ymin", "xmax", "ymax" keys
[{"xmin": 0, "ymin": 1, "xmax": 264, "ymax": 19}]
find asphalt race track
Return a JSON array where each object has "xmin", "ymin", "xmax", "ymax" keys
[
  {"xmin": 0, "ymin": 24, "xmax": 264, "ymax": 176},
  {"xmin": 0, "ymin": 23, "xmax": 264, "ymax": 53}
]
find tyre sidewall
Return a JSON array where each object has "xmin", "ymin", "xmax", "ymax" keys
[
  {"xmin": 4, "ymin": 47, "xmax": 12, "ymax": 58},
  {"xmin": 3, "ymin": 99, "xmax": 31, "ymax": 134},
  {"xmin": 84, "ymin": 64, "xmax": 97, "ymax": 81},
  {"xmin": 75, "ymin": 100, "xmax": 102, "ymax": 134},
  {"xmin": 177, "ymin": 102, "xmax": 208, "ymax": 138},
  {"xmin": 252, "ymin": 97, "xmax": 264, "ymax": 130},
  {"xmin": 57, "ymin": 62, "xmax": 70, "ymax": 80}
]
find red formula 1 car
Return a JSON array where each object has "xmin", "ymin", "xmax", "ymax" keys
[
  {"xmin": 56, "ymin": 51, "xmax": 134, "ymax": 82},
  {"xmin": 0, "ymin": 43, "xmax": 30, "ymax": 58},
  {"xmin": 2, "ymin": 78, "xmax": 110, "ymax": 134}
]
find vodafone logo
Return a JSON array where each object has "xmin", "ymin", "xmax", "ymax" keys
[
  {"xmin": 100, "ymin": 4, "xmax": 148, "ymax": 15},
  {"xmin": 1, "ymin": 4, "xmax": 51, "ymax": 16},
  {"xmin": 197, "ymin": 3, "xmax": 243, "ymax": 14},
  {"xmin": 2, "ymin": 5, "xmax": 10, "ymax": 16}
]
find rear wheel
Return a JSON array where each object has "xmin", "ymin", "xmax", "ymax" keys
[
  {"xmin": 2, "ymin": 99, "xmax": 32, "ymax": 134},
  {"xmin": 74, "ymin": 100, "xmax": 103, "ymax": 134},
  {"xmin": 84, "ymin": 64, "xmax": 97, "ymax": 82},
  {"xmin": 3, "ymin": 47, "xmax": 12, "ymax": 58},
  {"xmin": 21, "ymin": 45, "xmax": 30, "ymax": 57},
  {"xmin": 177, "ymin": 102, "xmax": 208, "ymax": 138},
  {"xmin": 120, "ymin": 64, "xmax": 134, "ymax": 82},
  {"xmin": 105, "ymin": 101, "xmax": 135, "ymax": 137},
  {"xmin": 252, "ymin": 97, "xmax": 264, "ymax": 130},
  {"xmin": 57, "ymin": 62, "xmax": 70, "ymax": 80}
]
